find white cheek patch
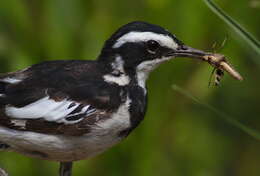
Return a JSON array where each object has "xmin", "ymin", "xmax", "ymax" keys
[
  {"xmin": 136, "ymin": 57, "xmax": 172, "ymax": 93},
  {"xmin": 113, "ymin": 31, "xmax": 178, "ymax": 50}
]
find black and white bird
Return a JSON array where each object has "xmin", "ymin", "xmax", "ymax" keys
[{"xmin": 0, "ymin": 21, "xmax": 208, "ymax": 176}]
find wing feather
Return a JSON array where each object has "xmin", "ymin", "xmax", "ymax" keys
[
  {"xmin": 0, "ymin": 60, "xmax": 124, "ymax": 135},
  {"xmin": 5, "ymin": 96, "xmax": 96, "ymax": 124}
]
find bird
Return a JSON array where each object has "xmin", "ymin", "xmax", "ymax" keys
[{"xmin": 0, "ymin": 21, "xmax": 209, "ymax": 176}]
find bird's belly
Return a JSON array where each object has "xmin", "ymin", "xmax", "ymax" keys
[
  {"xmin": 0, "ymin": 94, "xmax": 133, "ymax": 161},
  {"xmin": 0, "ymin": 124, "xmax": 127, "ymax": 161}
]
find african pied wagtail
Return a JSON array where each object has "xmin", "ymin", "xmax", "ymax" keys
[{"xmin": 0, "ymin": 21, "xmax": 209, "ymax": 175}]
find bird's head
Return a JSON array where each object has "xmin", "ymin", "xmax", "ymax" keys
[{"xmin": 98, "ymin": 21, "xmax": 208, "ymax": 86}]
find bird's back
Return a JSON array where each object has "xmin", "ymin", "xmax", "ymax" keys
[{"xmin": 0, "ymin": 59, "xmax": 147, "ymax": 161}]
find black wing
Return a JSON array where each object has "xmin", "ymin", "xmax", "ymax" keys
[{"xmin": 0, "ymin": 60, "xmax": 125, "ymax": 136}]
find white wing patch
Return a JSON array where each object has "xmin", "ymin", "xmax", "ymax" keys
[
  {"xmin": 10, "ymin": 119, "xmax": 26, "ymax": 129},
  {"xmin": 113, "ymin": 31, "xmax": 178, "ymax": 49},
  {"xmin": 1, "ymin": 77, "xmax": 22, "ymax": 84},
  {"xmin": 5, "ymin": 96, "xmax": 95, "ymax": 124}
]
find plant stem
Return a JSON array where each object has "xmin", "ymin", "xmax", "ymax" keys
[
  {"xmin": 172, "ymin": 84, "xmax": 260, "ymax": 140},
  {"xmin": 204, "ymin": 0, "xmax": 260, "ymax": 59}
]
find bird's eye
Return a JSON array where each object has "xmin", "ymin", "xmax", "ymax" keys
[{"xmin": 146, "ymin": 40, "xmax": 160, "ymax": 53}]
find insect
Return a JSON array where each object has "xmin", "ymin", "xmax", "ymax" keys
[
  {"xmin": 203, "ymin": 53, "xmax": 243, "ymax": 86},
  {"xmin": 208, "ymin": 68, "xmax": 224, "ymax": 87},
  {"xmin": 207, "ymin": 37, "xmax": 228, "ymax": 87},
  {"xmin": 202, "ymin": 37, "xmax": 243, "ymax": 86}
]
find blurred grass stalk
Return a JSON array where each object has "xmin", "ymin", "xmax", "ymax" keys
[
  {"xmin": 172, "ymin": 0, "xmax": 260, "ymax": 140},
  {"xmin": 203, "ymin": 0, "xmax": 260, "ymax": 62},
  {"xmin": 172, "ymin": 84, "xmax": 260, "ymax": 140}
]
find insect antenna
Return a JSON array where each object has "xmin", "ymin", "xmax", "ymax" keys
[
  {"xmin": 207, "ymin": 36, "xmax": 228, "ymax": 87},
  {"xmin": 218, "ymin": 35, "xmax": 228, "ymax": 52},
  {"xmin": 210, "ymin": 35, "xmax": 228, "ymax": 53}
]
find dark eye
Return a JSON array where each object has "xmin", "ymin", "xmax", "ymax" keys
[{"xmin": 146, "ymin": 40, "xmax": 160, "ymax": 53}]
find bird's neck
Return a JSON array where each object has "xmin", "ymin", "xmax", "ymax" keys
[
  {"xmin": 100, "ymin": 55, "xmax": 155, "ymax": 92},
  {"xmin": 134, "ymin": 59, "xmax": 163, "ymax": 91}
]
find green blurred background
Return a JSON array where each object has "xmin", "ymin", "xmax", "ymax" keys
[{"xmin": 0, "ymin": 0, "xmax": 260, "ymax": 176}]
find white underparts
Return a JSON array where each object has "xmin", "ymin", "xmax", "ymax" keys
[
  {"xmin": 113, "ymin": 32, "xmax": 178, "ymax": 50},
  {"xmin": 94, "ymin": 95, "xmax": 131, "ymax": 133},
  {"xmin": 103, "ymin": 56, "xmax": 130, "ymax": 86}
]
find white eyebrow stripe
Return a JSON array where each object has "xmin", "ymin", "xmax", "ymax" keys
[{"xmin": 113, "ymin": 31, "xmax": 178, "ymax": 49}]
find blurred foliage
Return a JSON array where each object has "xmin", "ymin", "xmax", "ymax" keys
[
  {"xmin": 172, "ymin": 84, "xmax": 260, "ymax": 140},
  {"xmin": 0, "ymin": 0, "xmax": 260, "ymax": 176},
  {"xmin": 204, "ymin": 0, "xmax": 260, "ymax": 58}
]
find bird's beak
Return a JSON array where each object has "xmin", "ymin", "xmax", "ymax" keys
[
  {"xmin": 167, "ymin": 45, "xmax": 243, "ymax": 81},
  {"xmin": 168, "ymin": 45, "xmax": 209, "ymax": 59}
]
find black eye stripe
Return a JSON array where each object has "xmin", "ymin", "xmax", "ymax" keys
[{"xmin": 146, "ymin": 40, "xmax": 160, "ymax": 53}]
